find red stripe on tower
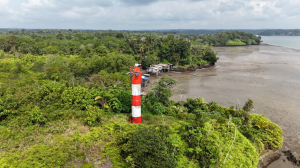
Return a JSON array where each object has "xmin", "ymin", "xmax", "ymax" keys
[
  {"xmin": 130, "ymin": 64, "xmax": 142, "ymax": 124},
  {"xmin": 132, "ymin": 95, "xmax": 141, "ymax": 106}
]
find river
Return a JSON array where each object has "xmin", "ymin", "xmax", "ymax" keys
[
  {"xmin": 261, "ymin": 36, "xmax": 300, "ymax": 49},
  {"xmin": 146, "ymin": 44, "xmax": 300, "ymax": 167}
]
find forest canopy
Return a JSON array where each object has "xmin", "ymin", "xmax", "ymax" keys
[{"xmin": 0, "ymin": 29, "xmax": 260, "ymax": 68}]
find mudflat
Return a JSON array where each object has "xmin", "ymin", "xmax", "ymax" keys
[{"xmin": 148, "ymin": 44, "xmax": 300, "ymax": 156}]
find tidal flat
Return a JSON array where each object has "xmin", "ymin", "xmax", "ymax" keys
[{"xmin": 148, "ymin": 44, "xmax": 300, "ymax": 158}]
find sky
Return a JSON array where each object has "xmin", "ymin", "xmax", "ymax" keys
[{"xmin": 0, "ymin": 0, "xmax": 299, "ymax": 30}]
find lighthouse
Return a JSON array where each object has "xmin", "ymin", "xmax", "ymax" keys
[{"xmin": 130, "ymin": 64, "xmax": 142, "ymax": 123}]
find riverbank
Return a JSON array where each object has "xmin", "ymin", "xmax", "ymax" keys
[{"xmin": 145, "ymin": 44, "xmax": 300, "ymax": 167}]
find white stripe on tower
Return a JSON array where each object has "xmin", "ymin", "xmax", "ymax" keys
[
  {"xmin": 132, "ymin": 106, "xmax": 141, "ymax": 117},
  {"xmin": 132, "ymin": 84, "xmax": 141, "ymax": 96}
]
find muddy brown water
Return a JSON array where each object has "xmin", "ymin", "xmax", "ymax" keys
[{"xmin": 145, "ymin": 44, "xmax": 300, "ymax": 167}]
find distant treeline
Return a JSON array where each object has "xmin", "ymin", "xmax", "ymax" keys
[
  {"xmin": 1, "ymin": 28, "xmax": 299, "ymax": 36},
  {"xmin": 133, "ymin": 29, "xmax": 300, "ymax": 36},
  {"xmin": 257, "ymin": 29, "xmax": 300, "ymax": 36},
  {"xmin": 196, "ymin": 31, "xmax": 261, "ymax": 46}
]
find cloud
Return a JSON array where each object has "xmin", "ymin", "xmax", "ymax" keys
[
  {"xmin": 119, "ymin": 0, "xmax": 160, "ymax": 6},
  {"xmin": 57, "ymin": 0, "xmax": 116, "ymax": 8},
  {"xmin": 0, "ymin": 0, "xmax": 299, "ymax": 29},
  {"xmin": 0, "ymin": 0, "xmax": 9, "ymax": 4},
  {"xmin": 20, "ymin": 0, "xmax": 56, "ymax": 9}
]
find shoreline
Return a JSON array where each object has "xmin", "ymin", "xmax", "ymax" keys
[
  {"xmin": 215, "ymin": 42, "xmax": 300, "ymax": 52},
  {"xmin": 146, "ymin": 44, "xmax": 300, "ymax": 167},
  {"xmin": 211, "ymin": 43, "xmax": 300, "ymax": 52},
  {"xmin": 261, "ymin": 43, "xmax": 300, "ymax": 52}
]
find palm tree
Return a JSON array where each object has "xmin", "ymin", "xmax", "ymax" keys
[
  {"xmin": 139, "ymin": 45, "xmax": 144, "ymax": 56},
  {"xmin": 139, "ymin": 45, "xmax": 144, "ymax": 64}
]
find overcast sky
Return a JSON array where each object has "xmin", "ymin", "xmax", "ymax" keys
[{"xmin": 0, "ymin": 0, "xmax": 299, "ymax": 30}]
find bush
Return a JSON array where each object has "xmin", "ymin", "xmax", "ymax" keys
[
  {"xmin": 208, "ymin": 102, "xmax": 234, "ymax": 117},
  {"xmin": 164, "ymin": 105, "xmax": 183, "ymax": 117},
  {"xmin": 122, "ymin": 126, "xmax": 177, "ymax": 168},
  {"xmin": 18, "ymin": 144, "xmax": 71, "ymax": 167},
  {"xmin": 84, "ymin": 105, "xmax": 102, "ymax": 126},
  {"xmin": 184, "ymin": 122, "xmax": 259, "ymax": 168},
  {"xmin": 202, "ymin": 50, "xmax": 218, "ymax": 64},
  {"xmin": 29, "ymin": 106, "xmax": 46, "ymax": 125},
  {"xmin": 226, "ymin": 39, "xmax": 246, "ymax": 46},
  {"xmin": 151, "ymin": 77, "xmax": 177, "ymax": 106},
  {"xmin": 250, "ymin": 114, "xmax": 283, "ymax": 149},
  {"xmin": 242, "ymin": 99, "xmax": 254, "ymax": 112},
  {"xmin": 0, "ymin": 106, "xmax": 12, "ymax": 122},
  {"xmin": 87, "ymin": 71, "xmax": 131, "ymax": 89},
  {"xmin": 38, "ymin": 82, "xmax": 65, "ymax": 108},
  {"xmin": 144, "ymin": 93, "xmax": 166, "ymax": 115},
  {"xmin": 108, "ymin": 87, "xmax": 132, "ymax": 113},
  {"xmin": 184, "ymin": 97, "xmax": 208, "ymax": 113},
  {"xmin": 61, "ymin": 86, "xmax": 94, "ymax": 110}
]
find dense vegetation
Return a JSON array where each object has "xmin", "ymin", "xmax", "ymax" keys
[
  {"xmin": 132, "ymin": 29, "xmax": 300, "ymax": 36},
  {"xmin": 0, "ymin": 30, "xmax": 282, "ymax": 168},
  {"xmin": 0, "ymin": 29, "xmax": 221, "ymax": 68},
  {"xmin": 0, "ymin": 29, "xmax": 263, "ymax": 70},
  {"xmin": 195, "ymin": 31, "xmax": 261, "ymax": 46},
  {"xmin": 257, "ymin": 29, "xmax": 300, "ymax": 36}
]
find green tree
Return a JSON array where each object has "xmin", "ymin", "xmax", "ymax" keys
[
  {"xmin": 151, "ymin": 77, "xmax": 177, "ymax": 106},
  {"xmin": 56, "ymin": 33, "xmax": 64, "ymax": 40},
  {"xmin": 203, "ymin": 50, "xmax": 219, "ymax": 64},
  {"xmin": 122, "ymin": 127, "xmax": 177, "ymax": 168},
  {"xmin": 4, "ymin": 35, "xmax": 18, "ymax": 52}
]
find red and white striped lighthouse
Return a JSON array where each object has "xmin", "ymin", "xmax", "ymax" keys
[{"xmin": 130, "ymin": 64, "xmax": 142, "ymax": 124}]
